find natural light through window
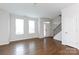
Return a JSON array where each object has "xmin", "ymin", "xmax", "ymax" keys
[
  {"xmin": 29, "ymin": 20, "xmax": 35, "ymax": 34},
  {"xmin": 16, "ymin": 19, "xmax": 24, "ymax": 35}
]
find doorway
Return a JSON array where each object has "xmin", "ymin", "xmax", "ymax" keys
[{"xmin": 43, "ymin": 22, "xmax": 50, "ymax": 37}]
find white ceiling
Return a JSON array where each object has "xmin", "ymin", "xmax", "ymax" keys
[{"xmin": 0, "ymin": 3, "xmax": 74, "ymax": 19}]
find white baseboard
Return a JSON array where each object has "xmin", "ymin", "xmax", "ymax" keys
[
  {"xmin": 0, "ymin": 41, "xmax": 9, "ymax": 45},
  {"xmin": 62, "ymin": 42, "xmax": 79, "ymax": 49}
]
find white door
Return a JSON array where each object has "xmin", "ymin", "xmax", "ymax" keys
[{"xmin": 43, "ymin": 22, "xmax": 50, "ymax": 37}]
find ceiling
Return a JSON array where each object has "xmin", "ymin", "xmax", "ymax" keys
[{"xmin": 0, "ymin": 3, "xmax": 74, "ymax": 19}]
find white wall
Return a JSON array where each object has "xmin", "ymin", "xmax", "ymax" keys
[
  {"xmin": 0, "ymin": 10, "xmax": 53, "ymax": 44},
  {"xmin": 0, "ymin": 10, "xmax": 10, "ymax": 45},
  {"xmin": 62, "ymin": 4, "xmax": 79, "ymax": 49},
  {"xmin": 10, "ymin": 14, "xmax": 39, "ymax": 41},
  {"xmin": 10, "ymin": 14, "xmax": 52, "ymax": 41}
]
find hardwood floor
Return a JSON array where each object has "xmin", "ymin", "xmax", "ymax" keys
[{"xmin": 0, "ymin": 37, "xmax": 79, "ymax": 55}]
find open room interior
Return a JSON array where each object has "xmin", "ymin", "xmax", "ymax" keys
[{"xmin": 0, "ymin": 3, "xmax": 79, "ymax": 55}]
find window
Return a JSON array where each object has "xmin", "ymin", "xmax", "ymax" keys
[
  {"xmin": 29, "ymin": 20, "xmax": 35, "ymax": 34},
  {"xmin": 44, "ymin": 22, "xmax": 50, "ymax": 24},
  {"xmin": 16, "ymin": 19, "xmax": 24, "ymax": 35}
]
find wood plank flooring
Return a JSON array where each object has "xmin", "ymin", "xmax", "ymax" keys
[{"xmin": 0, "ymin": 37, "xmax": 79, "ymax": 55}]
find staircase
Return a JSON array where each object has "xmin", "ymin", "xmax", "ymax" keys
[
  {"xmin": 53, "ymin": 23, "xmax": 61, "ymax": 36},
  {"xmin": 53, "ymin": 23, "xmax": 62, "ymax": 41}
]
